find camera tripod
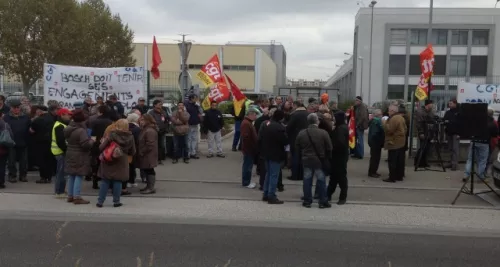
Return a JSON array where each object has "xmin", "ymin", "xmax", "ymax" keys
[
  {"xmin": 414, "ymin": 123, "xmax": 446, "ymax": 172},
  {"xmin": 452, "ymin": 140, "xmax": 500, "ymax": 205}
]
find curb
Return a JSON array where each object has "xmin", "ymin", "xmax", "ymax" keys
[{"xmin": 1, "ymin": 192, "xmax": 497, "ymax": 210}]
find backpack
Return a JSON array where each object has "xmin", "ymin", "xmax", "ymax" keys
[
  {"xmin": 99, "ymin": 141, "xmax": 124, "ymax": 162},
  {"xmin": 0, "ymin": 129, "xmax": 15, "ymax": 148}
]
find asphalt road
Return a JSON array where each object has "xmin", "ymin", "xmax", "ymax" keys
[{"xmin": 1, "ymin": 219, "xmax": 499, "ymax": 267}]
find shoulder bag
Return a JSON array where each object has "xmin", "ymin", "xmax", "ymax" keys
[{"xmin": 306, "ymin": 129, "xmax": 331, "ymax": 175}]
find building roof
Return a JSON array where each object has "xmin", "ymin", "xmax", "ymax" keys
[
  {"xmin": 356, "ymin": 7, "xmax": 500, "ymax": 20},
  {"xmin": 325, "ymin": 56, "xmax": 353, "ymax": 87}
]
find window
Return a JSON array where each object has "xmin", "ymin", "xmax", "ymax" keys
[
  {"xmin": 448, "ymin": 85, "xmax": 458, "ymax": 91},
  {"xmin": 451, "ymin": 30, "xmax": 468, "ymax": 45},
  {"xmin": 389, "ymin": 55, "xmax": 406, "ymax": 75},
  {"xmin": 449, "ymin": 56, "xmax": 467, "ymax": 76},
  {"xmin": 470, "ymin": 56, "xmax": 488, "ymax": 76},
  {"xmin": 410, "ymin": 29, "xmax": 427, "ymax": 45},
  {"xmin": 433, "ymin": 55, "xmax": 446, "ymax": 76},
  {"xmin": 387, "ymin": 85, "xmax": 405, "ymax": 99},
  {"xmin": 472, "ymin": 30, "xmax": 489, "ymax": 45},
  {"xmin": 432, "ymin": 29, "xmax": 448, "ymax": 45},
  {"xmin": 390, "ymin": 29, "xmax": 407, "ymax": 45}
]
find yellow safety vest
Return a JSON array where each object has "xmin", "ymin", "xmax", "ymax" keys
[{"xmin": 51, "ymin": 121, "xmax": 67, "ymax": 156}]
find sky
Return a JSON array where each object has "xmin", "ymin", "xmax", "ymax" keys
[{"xmin": 104, "ymin": 0, "xmax": 497, "ymax": 80}]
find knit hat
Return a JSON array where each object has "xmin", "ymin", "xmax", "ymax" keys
[{"xmin": 355, "ymin": 96, "xmax": 362, "ymax": 101}]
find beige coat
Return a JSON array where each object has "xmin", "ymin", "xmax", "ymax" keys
[
  {"xmin": 384, "ymin": 114, "xmax": 407, "ymax": 150},
  {"xmin": 137, "ymin": 125, "xmax": 158, "ymax": 169}
]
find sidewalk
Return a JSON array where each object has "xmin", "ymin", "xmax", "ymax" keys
[{"xmin": 5, "ymin": 137, "xmax": 499, "ymax": 208}]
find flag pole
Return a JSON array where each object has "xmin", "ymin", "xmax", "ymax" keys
[{"xmin": 144, "ymin": 44, "xmax": 149, "ymax": 103}]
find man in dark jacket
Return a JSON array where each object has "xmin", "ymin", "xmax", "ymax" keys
[
  {"xmin": 327, "ymin": 111, "xmax": 350, "ymax": 205},
  {"xmin": 108, "ymin": 94, "xmax": 125, "ymax": 118},
  {"xmin": 30, "ymin": 105, "xmax": 56, "ymax": 183},
  {"xmin": 90, "ymin": 105, "xmax": 113, "ymax": 189},
  {"xmin": 254, "ymin": 108, "xmax": 270, "ymax": 179},
  {"xmin": 52, "ymin": 108, "xmax": 72, "ymax": 197},
  {"xmin": 4, "ymin": 100, "xmax": 31, "ymax": 183},
  {"xmin": 231, "ymin": 99, "xmax": 248, "ymax": 151},
  {"xmin": 148, "ymin": 99, "xmax": 169, "ymax": 163},
  {"xmin": 414, "ymin": 100, "xmax": 434, "ymax": 168},
  {"xmin": 258, "ymin": 109, "xmax": 288, "ymax": 205},
  {"xmin": 368, "ymin": 109, "xmax": 384, "ymax": 178},
  {"xmin": 353, "ymin": 96, "xmax": 369, "ymax": 159},
  {"xmin": 185, "ymin": 94, "xmax": 202, "ymax": 159},
  {"xmin": 132, "ymin": 97, "xmax": 149, "ymax": 115},
  {"xmin": 443, "ymin": 99, "xmax": 460, "ymax": 171},
  {"xmin": 204, "ymin": 101, "xmax": 225, "ymax": 158},
  {"xmin": 240, "ymin": 108, "xmax": 259, "ymax": 189},
  {"xmin": 296, "ymin": 113, "xmax": 332, "ymax": 208},
  {"xmin": 286, "ymin": 101, "xmax": 309, "ymax": 181}
]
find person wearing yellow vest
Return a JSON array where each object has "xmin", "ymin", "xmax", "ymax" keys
[{"xmin": 52, "ymin": 108, "xmax": 72, "ymax": 198}]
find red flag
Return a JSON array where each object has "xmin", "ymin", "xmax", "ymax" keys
[
  {"xmin": 151, "ymin": 36, "xmax": 162, "ymax": 79},
  {"xmin": 348, "ymin": 107, "xmax": 356, "ymax": 149},
  {"xmin": 225, "ymin": 74, "xmax": 246, "ymax": 116}
]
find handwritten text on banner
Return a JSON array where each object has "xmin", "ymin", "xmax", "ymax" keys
[{"xmin": 43, "ymin": 63, "xmax": 144, "ymax": 109}]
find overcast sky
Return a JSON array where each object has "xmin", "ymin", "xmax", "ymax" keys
[{"xmin": 105, "ymin": 0, "xmax": 497, "ymax": 80}]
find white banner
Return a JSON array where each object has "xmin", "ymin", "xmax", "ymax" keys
[
  {"xmin": 43, "ymin": 63, "xmax": 145, "ymax": 109},
  {"xmin": 457, "ymin": 81, "xmax": 500, "ymax": 111}
]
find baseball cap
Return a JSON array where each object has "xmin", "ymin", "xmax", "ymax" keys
[{"xmin": 57, "ymin": 108, "xmax": 72, "ymax": 116}]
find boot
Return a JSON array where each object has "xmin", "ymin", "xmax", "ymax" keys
[
  {"xmin": 141, "ymin": 175, "xmax": 156, "ymax": 194},
  {"xmin": 73, "ymin": 197, "xmax": 90, "ymax": 205},
  {"xmin": 139, "ymin": 175, "xmax": 150, "ymax": 192}
]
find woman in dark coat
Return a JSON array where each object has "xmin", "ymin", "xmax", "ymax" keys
[
  {"xmin": 138, "ymin": 113, "xmax": 159, "ymax": 194},
  {"xmin": 89, "ymin": 105, "xmax": 113, "ymax": 189},
  {"xmin": 96, "ymin": 119, "xmax": 136, "ymax": 207},
  {"xmin": 63, "ymin": 110, "xmax": 95, "ymax": 204},
  {"xmin": 121, "ymin": 112, "xmax": 141, "ymax": 196}
]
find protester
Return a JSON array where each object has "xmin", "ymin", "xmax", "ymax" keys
[
  {"xmin": 258, "ymin": 109, "xmax": 288, "ymax": 204},
  {"xmin": 89, "ymin": 105, "xmax": 114, "ymax": 189},
  {"xmin": 133, "ymin": 97, "xmax": 149, "ymax": 115},
  {"xmin": 203, "ymin": 101, "xmax": 225, "ymax": 158},
  {"xmin": 286, "ymin": 101, "xmax": 308, "ymax": 181},
  {"xmin": 327, "ymin": 111, "xmax": 350, "ymax": 205},
  {"xmin": 64, "ymin": 110, "xmax": 95, "ymax": 204},
  {"xmin": 240, "ymin": 108, "xmax": 259, "ymax": 189},
  {"xmin": 122, "ymin": 112, "xmax": 141, "ymax": 195},
  {"xmin": 414, "ymin": 100, "xmax": 434, "ymax": 168},
  {"xmin": 171, "ymin": 102, "xmax": 190, "ymax": 164},
  {"xmin": 318, "ymin": 93, "xmax": 330, "ymax": 114},
  {"xmin": 30, "ymin": 105, "xmax": 56, "ymax": 184},
  {"xmin": 137, "ymin": 114, "xmax": 159, "ymax": 194},
  {"xmin": 108, "ymin": 94, "xmax": 125, "ymax": 118},
  {"xmin": 97, "ymin": 119, "xmax": 136, "ymax": 207},
  {"xmin": 0, "ymin": 111, "xmax": 14, "ymax": 189},
  {"xmin": 148, "ymin": 99, "xmax": 168, "ymax": 163},
  {"xmin": 0, "ymin": 95, "xmax": 10, "ymax": 114},
  {"xmin": 255, "ymin": 108, "xmax": 270, "ymax": 182},
  {"xmin": 296, "ymin": 113, "xmax": 332, "ymax": 208},
  {"xmin": 52, "ymin": 108, "xmax": 72, "ymax": 198},
  {"xmin": 90, "ymin": 96, "xmax": 104, "ymax": 115},
  {"xmin": 4, "ymin": 99, "xmax": 31, "ymax": 183},
  {"xmin": 352, "ymin": 96, "xmax": 369, "ymax": 159},
  {"xmin": 383, "ymin": 105, "xmax": 407, "ymax": 183},
  {"xmin": 368, "ymin": 109, "xmax": 384, "ymax": 178},
  {"xmin": 185, "ymin": 94, "xmax": 202, "ymax": 159},
  {"xmin": 444, "ymin": 99, "xmax": 460, "ymax": 171}
]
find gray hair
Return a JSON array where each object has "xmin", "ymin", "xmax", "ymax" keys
[
  {"xmin": 307, "ymin": 113, "xmax": 319, "ymax": 125},
  {"xmin": 127, "ymin": 113, "xmax": 140, "ymax": 124},
  {"xmin": 373, "ymin": 109, "xmax": 383, "ymax": 117},
  {"xmin": 488, "ymin": 107, "xmax": 494, "ymax": 116}
]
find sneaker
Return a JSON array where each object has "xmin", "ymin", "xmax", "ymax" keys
[
  {"xmin": 131, "ymin": 183, "xmax": 138, "ymax": 188},
  {"xmin": 319, "ymin": 202, "xmax": 332, "ymax": 209},
  {"xmin": 126, "ymin": 183, "xmax": 132, "ymax": 188},
  {"xmin": 337, "ymin": 199, "xmax": 347, "ymax": 205},
  {"xmin": 190, "ymin": 155, "xmax": 200, "ymax": 159},
  {"xmin": 113, "ymin": 203, "xmax": 123, "ymax": 208},
  {"xmin": 216, "ymin": 154, "xmax": 226, "ymax": 158},
  {"xmin": 245, "ymin": 182, "xmax": 256, "ymax": 189},
  {"xmin": 302, "ymin": 202, "xmax": 312, "ymax": 208},
  {"xmin": 268, "ymin": 198, "xmax": 284, "ymax": 205},
  {"xmin": 207, "ymin": 154, "xmax": 214, "ymax": 158},
  {"xmin": 55, "ymin": 193, "xmax": 66, "ymax": 199}
]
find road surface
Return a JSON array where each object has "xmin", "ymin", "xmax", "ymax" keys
[{"xmin": 1, "ymin": 218, "xmax": 499, "ymax": 267}]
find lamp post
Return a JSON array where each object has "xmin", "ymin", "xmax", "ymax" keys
[{"xmin": 368, "ymin": 0, "xmax": 377, "ymax": 106}]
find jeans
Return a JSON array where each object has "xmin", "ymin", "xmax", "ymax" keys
[
  {"xmin": 232, "ymin": 120, "xmax": 241, "ymax": 149},
  {"xmin": 67, "ymin": 175, "xmax": 83, "ymax": 198},
  {"xmin": 464, "ymin": 142, "xmax": 489, "ymax": 180},
  {"xmin": 303, "ymin": 167, "xmax": 327, "ymax": 204},
  {"xmin": 98, "ymin": 178, "xmax": 121, "ymax": 204},
  {"xmin": 54, "ymin": 155, "xmax": 66, "ymax": 194},
  {"xmin": 259, "ymin": 157, "xmax": 283, "ymax": 189},
  {"xmin": 354, "ymin": 127, "xmax": 364, "ymax": 158},
  {"xmin": 8, "ymin": 146, "xmax": 27, "ymax": 178},
  {"xmin": 188, "ymin": 125, "xmax": 199, "ymax": 156},
  {"xmin": 0, "ymin": 156, "xmax": 7, "ymax": 185},
  {"xmin": 173, "ymin": 135, "xmax": 189, "ymax": 160},
  {"xmin": 207, "ymin": 130, "xmax": 223, "ymax": 155},
  {"xmin": 263, "ymin": 160, "xmax": 281, "ymax": 200},
  {"xmin": 242, "ymin": 153, "xmax": 254, "ymax": 186}
]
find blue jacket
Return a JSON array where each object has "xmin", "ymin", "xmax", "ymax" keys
[
  {"xmin": 185, "ymin": 101, "xmax": 201, "ymax": 125},
  {"xmin": 4, "ymin": 112, "xmax": 31, "ymax": 147}
]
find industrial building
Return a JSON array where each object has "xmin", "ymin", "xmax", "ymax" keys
[
  {"xmin": 132, "ymin": 42, "xmax": 287, "ymax": 95},
  {"xmin": 326, "ymin": 7, "xmax": 500, "ymax": 108}
]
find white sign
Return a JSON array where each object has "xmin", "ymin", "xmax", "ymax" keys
[
  {"xmin": 43, "ymin": 63, "xmax": 145, "ymax": 109},
  {"xmin": 457, "ymin": 81, "xmax": 500, "ymax": 111}
]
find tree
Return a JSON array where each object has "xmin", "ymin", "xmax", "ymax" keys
[{"xmin": 0, "ymin": 0, "xmax": 136, "ymax": 95}]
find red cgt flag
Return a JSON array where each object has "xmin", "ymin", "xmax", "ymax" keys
[
  {"xmin": 151, "ymin": 36, "xmax": 162, "ymax": 79},
  {"xmin": 225, "ymin": 74, "xmax": 246, "ymax": 116}
]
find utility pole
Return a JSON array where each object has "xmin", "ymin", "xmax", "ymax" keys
[
  {"xmin": 368, "ymin": 0, "xmax": 377, "ymax": 106},
  {"xmin": 178, "ymin": 33, "xmax": 192, "ymax": 98},
  {"xmin": 427, "ymin": 0, "xmax": 434, "ymax": 99}
]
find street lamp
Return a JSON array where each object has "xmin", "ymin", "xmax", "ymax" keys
[{"xmin": 368, "ymin": 0, "xmax": 377, "ymax": 106}]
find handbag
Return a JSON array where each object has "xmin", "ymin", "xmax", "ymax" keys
[
  {"xmin": 0, "ymin": 129, "xmax": 15, "ymax": 148},
  {"xmin": 99, "ymin": 141, "xmax": 123, "ymax": 162},
  {"xmin": 306, "ymin": 129, "xmax": 332, "ymax": 175}
]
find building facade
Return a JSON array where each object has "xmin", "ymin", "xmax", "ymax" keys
[
  {"xmin": 326, "ymin": 7, "xmax": 500, "ymax": 108},
  {"xmin": 286, "ymin": 79, "xmax": 327, "ymax": 87},
  {"xmin": 132, "ymin": 42, "xmax": 285, "ymax": 94}
]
